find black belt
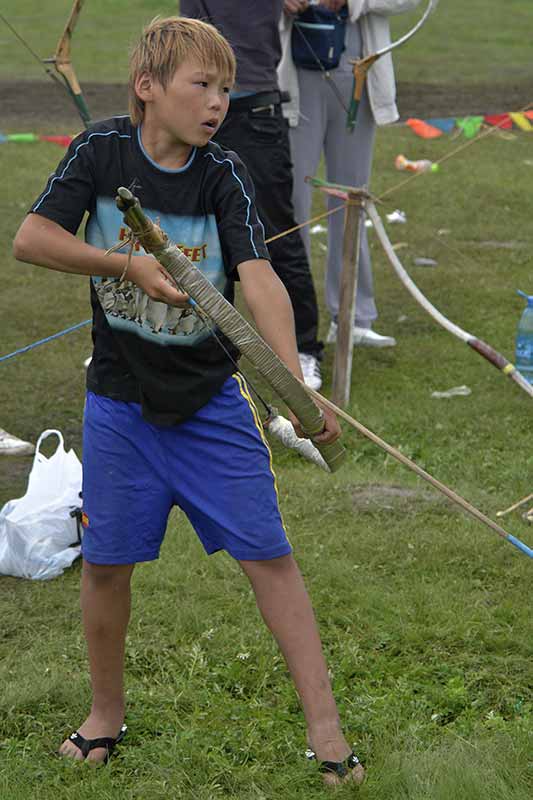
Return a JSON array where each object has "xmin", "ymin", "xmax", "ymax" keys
[{"xmin": 228, "ymin": 91, "xmax": 290, "ymax": 113}]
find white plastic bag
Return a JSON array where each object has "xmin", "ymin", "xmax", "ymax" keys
[{"xmin": 0, "ymin": 430, "xmax": 83, "ymax": 580}]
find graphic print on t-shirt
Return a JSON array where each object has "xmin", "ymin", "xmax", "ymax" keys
[{"xmin": 87, "ymin": 197, "xmax": 226, "ymax": 346}]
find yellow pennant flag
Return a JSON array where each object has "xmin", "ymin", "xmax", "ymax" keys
[{"xmin": 509, "ymin": 113, "xmax": 533, "ymax": 132}]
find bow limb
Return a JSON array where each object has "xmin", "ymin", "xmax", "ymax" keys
[
  {"xmin": 375, "ymin": 0, "xmax": 440, "ymax": 59},
  {"xmin": 114, "ymin": 187, "xmax": 346, "ymax": 473},
  {"xmin": 366, "ymin": 200, "xmax": 533, "ymax": 401},
  {"xmin": 46, "ymin": 0, "xmax": 92, "ymax": 128},
  {"xmin": 347, "ymin": 0, "xmax": 439, "ymax": 129},
  {"xmin": 346, "ymin": 53, "xmax": 378, "ymax": 130}
]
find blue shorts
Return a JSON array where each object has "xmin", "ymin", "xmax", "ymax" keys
[{"xmin": 81, "ymin": 376, "xmax": 291, "ymax": 565}]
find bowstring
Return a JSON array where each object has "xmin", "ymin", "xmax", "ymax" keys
[
  {"xmin": 0, "ymin": 12, "xmax": 71, "ymax": 95},
  {"xmin": 292, "ymin": 18, "xmax": 349, "ymax": 115}
]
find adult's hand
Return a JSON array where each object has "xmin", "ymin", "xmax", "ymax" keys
[
  {"xmin": 319, "ymin": 0, "xmax": 347, "ymax": 11},
  {"xmin": 284, "ymin": 0, "xmax": 309, "ymax": 15}
]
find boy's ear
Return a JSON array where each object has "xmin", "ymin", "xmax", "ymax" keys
[{"xmin": 135, "ymin": 73, "xmax": 155, "ymax": 102}]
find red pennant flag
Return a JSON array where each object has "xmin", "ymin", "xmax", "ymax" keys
[
  {"xmin": 39, "ymin": 135, "xmax": 74, "ymax": 147},
  {"xmin": 483, "ymin": 114, "xmax": 513, "ymax": 130}
]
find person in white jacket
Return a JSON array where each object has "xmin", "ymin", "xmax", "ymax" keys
[{"xmin": 279, "ymin": 0, "xmax": 421, "ymax": 347}]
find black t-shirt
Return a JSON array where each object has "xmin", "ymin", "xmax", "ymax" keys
[
  {"xmin": 31, "ymin": 116, "xmax": 269, "ymax": 425},
  {"xmin": 181, "ymin": 0, "xmax": 284, "ymax": 93}
]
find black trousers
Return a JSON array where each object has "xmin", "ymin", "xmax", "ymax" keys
[{"xmin": 215, "ymin": 105, "xmax": 322, "ymax": 357}]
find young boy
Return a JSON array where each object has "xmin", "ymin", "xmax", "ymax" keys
[{"xmin": 13, "ymin": 17, "xmax": 363, "ymax": 787}]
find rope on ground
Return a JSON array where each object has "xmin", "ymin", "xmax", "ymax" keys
[{"xmin": 0, "ymin": 319, "xmax": 91, "ymax": 364}]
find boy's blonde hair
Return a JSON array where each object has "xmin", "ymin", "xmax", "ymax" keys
[{"xmin": 129, "ymin": 17, "xmax": 236, "ymax": 126}]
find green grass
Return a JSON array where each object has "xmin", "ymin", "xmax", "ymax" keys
[
  {"xmin": 2, "ymin": 4, "xmax": 533, "ymax": 797},
  {"xmin": 1, "ymin": 0, "xmax": 532, "ymax": 86},
  {"xmin": 0, "ymin": 0, "xmax": 177, "ymax": 85},
  {"xmin": 391, "ymin": 0, "xmax": 533, "ymax": 84}
]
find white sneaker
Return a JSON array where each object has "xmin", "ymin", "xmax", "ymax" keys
[
  {"xmin": 326, "ymin": 321, "xmax": 338, "ymax": 344},
  {"xmin": 298, "ymin": 353, "xmax": 322, "ymax": 391},
  {"xmin": 327, "ymin": 321, "xmax": 396, "ymax": 348},
  {"xmin": 0, "ymin": 428, "xmax": 35, "ymax": 456},
  {"xmin": 353, "ymin": 326, "xmax": 396, "ymax": 347}
]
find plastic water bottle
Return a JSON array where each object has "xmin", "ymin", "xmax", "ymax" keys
[
  {"xmin": 515, "ymin": 290, "xmax": 533, "ymax": 384},
  {"xmin": 395, "ymin": 154, "xmax": 439, "ymax": 174}
]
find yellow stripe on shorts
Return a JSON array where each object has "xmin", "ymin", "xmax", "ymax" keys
[{"xmin": 232, "ymin": 372, "xmax": 282, "ymax": 503}]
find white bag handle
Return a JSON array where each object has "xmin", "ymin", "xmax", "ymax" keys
[{"xmin": 34, "ymin": 429, "xmax": 65, "ymax": 460}]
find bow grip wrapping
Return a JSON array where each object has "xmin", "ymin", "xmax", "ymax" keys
[{"xmin": 115, "ymin": 187, "xmax": 345, "ymax": 472}]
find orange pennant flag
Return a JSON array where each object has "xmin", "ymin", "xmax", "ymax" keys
[{"xmin": 406, "ymin": 118, "xmax": 443, "ymax": 139}]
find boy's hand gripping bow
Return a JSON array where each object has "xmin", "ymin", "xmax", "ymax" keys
[{"xmin": 114, "ymin": 187, "xmax": 345, "ymax": 473}]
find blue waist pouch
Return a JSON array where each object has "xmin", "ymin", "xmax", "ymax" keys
[{"xmin": 291, "ymin": 6, "xmax": 348, "ymax": 71}]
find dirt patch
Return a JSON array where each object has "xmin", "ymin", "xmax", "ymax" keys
[
  {"xmin": 2, "ymin": 78, "xmax": 532, "ymax": 130},
  {"xmin": 1, "ymin": 80, "xmax": 129, "ymax": 130},
  {"xmin": 352, "ymin": 484, "xmax": 449, "ymax": 512},
  {"xmin": 396, "ymin": 80, "xmax": 533, "ymax": 120}
]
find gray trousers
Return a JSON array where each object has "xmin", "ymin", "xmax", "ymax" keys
[{"xmin": 289, "ymin": 65, "xmax": 377, "ymax": 327}]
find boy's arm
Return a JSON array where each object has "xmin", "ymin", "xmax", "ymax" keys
[
  {"xmin": 13, "ymin": 214, "xmax": 189, "ymax": 307},
  {"xmin": 238, "ymin": 259, "xmax": 341, "ymax": 443}
]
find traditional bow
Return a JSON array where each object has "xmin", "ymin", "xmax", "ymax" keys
[
  {"xmin": 365, "ymin": 201, "xmax": 533, "ymax": 401},
  {"xmin": 347, "ymin": 0, "xmax": 439, "ymax": 128},
  {"xmin": 306, "ymin": 175, "xmax": 533, "ymax": 402},
  {"xmin": 44, "ymin": 0, "xmax": 92, "ymax": 128},
  {"xmin": 287, "ymin": 0, "xmax": 439, "ymax": 130},
  {"xmin": 115, "ymin": 187, "xmax": 533, "ymax": 559},
  {"xmin": 114, "ymin": 187, "xmax": 346, "ymax": 473},
  {"xmin": 1, "ymin": 0, "xmax": 91, "ymax": 129}
]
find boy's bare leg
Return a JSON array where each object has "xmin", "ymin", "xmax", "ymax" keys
[
  {"xmin": 239, "ymin": 554, "xmax": 364, "ymax": 786},
  {"xmin": 59, "ymin": 560, "xmax": 135, "ymax": 763}
]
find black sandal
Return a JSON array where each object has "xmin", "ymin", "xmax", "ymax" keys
[
  {"xmin": 67, "ymin": 723, "xmax": 127, "ymax": 763},
  {"xmin": 306, "ymin": 746, "xmax": 362, "ymax": 779}
]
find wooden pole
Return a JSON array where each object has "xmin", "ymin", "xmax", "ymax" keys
[{"xmin": 332, "ymin": 193, "xmax": 363, "ymax": 407}]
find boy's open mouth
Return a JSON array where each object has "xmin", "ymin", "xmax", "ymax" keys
[{"xmin": 202, "ymin": 119, "xmax": 218, "ymax": 131}]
